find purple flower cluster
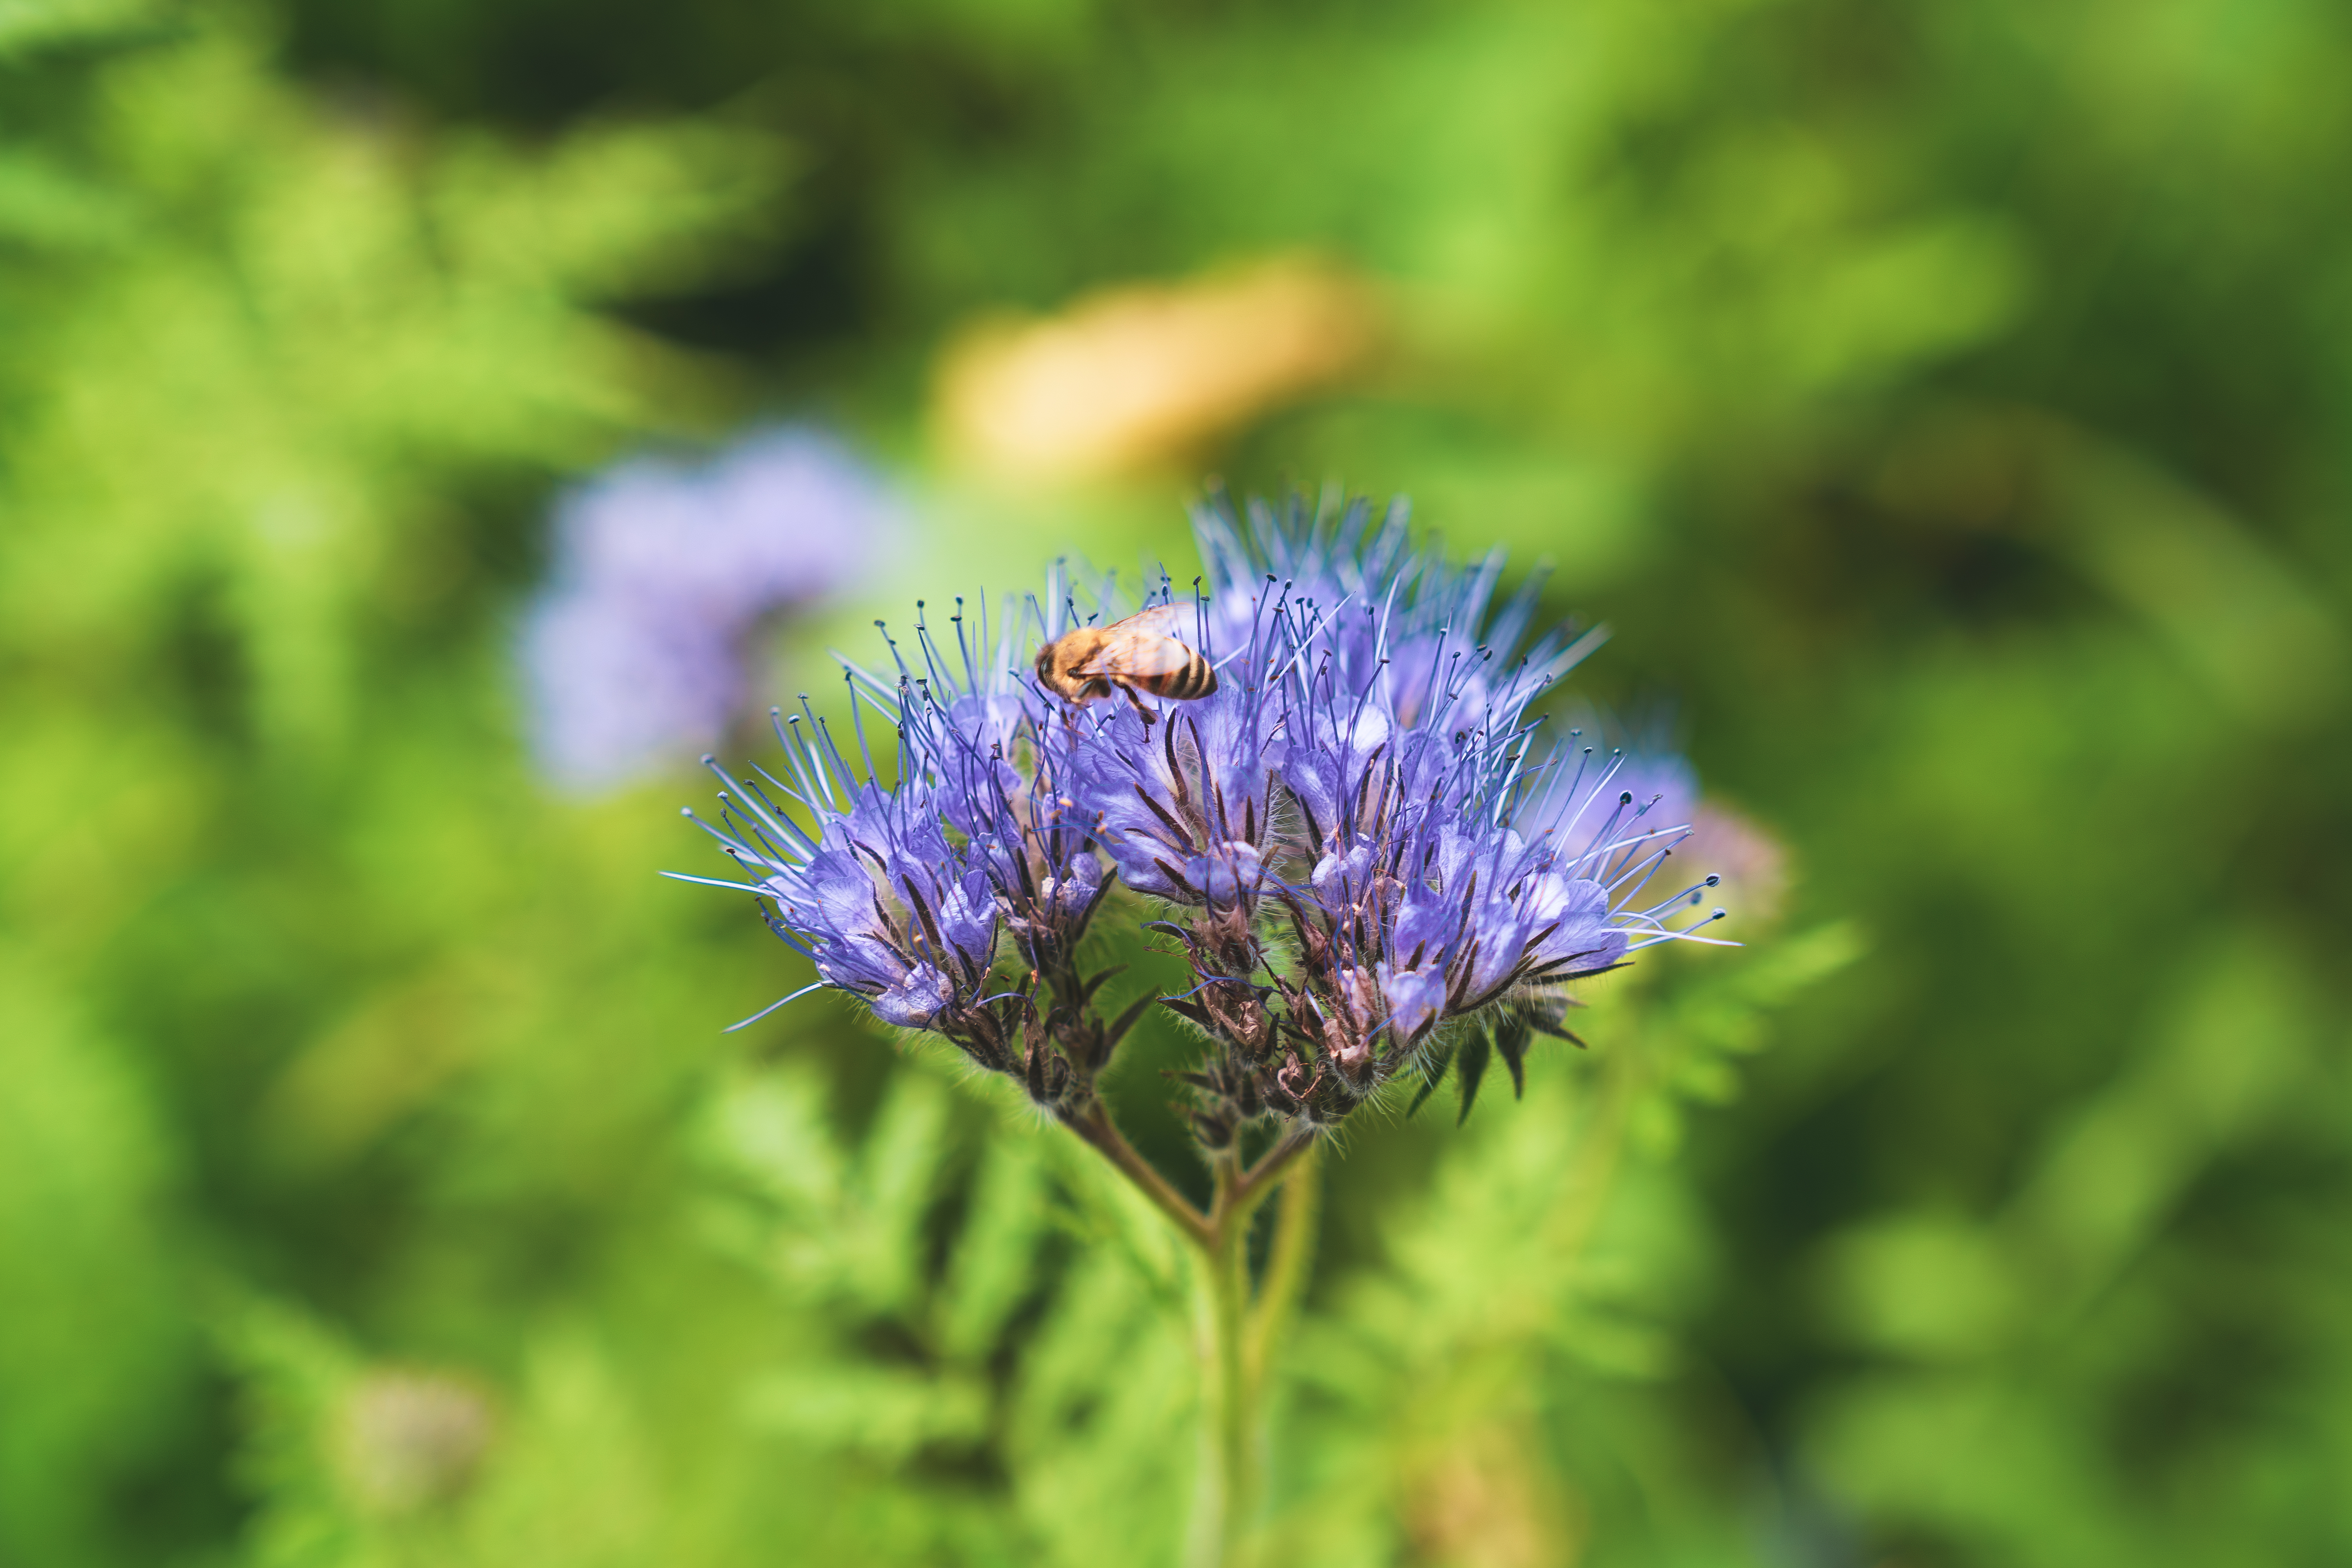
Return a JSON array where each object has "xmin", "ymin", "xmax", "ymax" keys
[
  {"xmin": 679, "ymin": 708, "xmax": 1003, "ymax": 1034},
  {"xmin": 523, "ymin": 427, "xmax": 892, "ymax": 792},
  {"xmin": 680, "ymin": 491, "xmax": 1730, "ymax": 1134}
]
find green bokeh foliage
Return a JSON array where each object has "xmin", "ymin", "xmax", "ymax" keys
[{"xmin": 3, "ymin": 0, "xmax": 2348, "ymax": 1563}]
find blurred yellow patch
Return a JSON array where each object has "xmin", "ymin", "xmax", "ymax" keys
[
  {"xmin": 1401, "ymin": 1420, "xmax": 1585, "ymax": 1568},
  {"xmin": 931, "ymin": 256, "xmax": 1381, "ymax": 481},
  {"xmin": 336, "ymin": 1369, "xmax": 497, "ymax": 1516}
]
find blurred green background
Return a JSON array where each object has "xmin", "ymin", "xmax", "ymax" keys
[{"xmin": 5, "ymin": 0, "xmax": 2349, "ymax": 1563}]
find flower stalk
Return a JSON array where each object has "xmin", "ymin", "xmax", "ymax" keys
[
  {"xmin": 675, "ymin": 490, "xmax": 1734, "ymax": 1563},
  {"xmin": 1184, "ymin": 1138, "xmax": 1321, "ymax": 1568}
]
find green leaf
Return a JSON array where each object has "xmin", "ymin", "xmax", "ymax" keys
[
  {"xmin": 1454, "ymin": 1032, "xmax": 1492, "ymax": 1126},
  {"xmin": 1492, "ymin": 1013, "xmax": 1531, "ymax": 1099},
  {"xmin": 850, "ymin": 1073, "xmax": 952, "ymax": 1315},
  {"xmin": 1406, "ymin": 1044, "xmax": 1454, "ymax": 1120},
  {"xmin": 938, "ymin": 1137, "xmax": 1047, "ymax": 1361}
]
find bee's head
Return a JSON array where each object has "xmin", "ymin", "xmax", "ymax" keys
[
  {"xmin": 1033, "ymin": 630, "xmax": 1107, "ymax": 703},
  {"xmin": 1034, "ymin": 637, "xmax": 1082, "ymax": 699}
]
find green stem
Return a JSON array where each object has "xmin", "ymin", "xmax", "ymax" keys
[
  {"xmin": 1247, "ymin": 1142, "xmax": 1320, "ymax": 1387},
  {"xmin": 1189, "ymin": 1153, "xmax": 1255, "ymax": 1568},
  {"xmin": 1061, "ymin": 1099, "xmax": 1214, "ymax": 1249},
  {"xmin": 1230, "ymin": 1124, "xmax": 1318, "ymax": 1210},
  {"xmin": 1186, "ymin": 1135, "xmax": 1321, "ymax": 1568},
  {"xmin": 1059, "ymin": 1097, "xmax": 1322, "ymax": 1568}
]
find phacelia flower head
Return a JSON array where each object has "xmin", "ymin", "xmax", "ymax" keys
[
  {"xmin": 524, "ymin": 426, "xmax": 893, "ymax": 791},
  {"xmin": 1194, "ymin": 489, "xmax": 1602, "ymax": 750},
  {"xmin": 1044, "ymin": 566, "xmax": 1292, "ymax": 916},
  {"xmin": 1281, "ymin": 733, "xmax": 1729, "ymax": 1111},
  {"xmin": 863, "ymin": 594, "xmax": 1111, "ymax": 975},
  {"xmin": 680, "ymin": 488, "xmax": 1738, "ymax": 1134},
  {"xmin": 674, "ymin": 701, "xmax": 1019, "ymax": 1075}
]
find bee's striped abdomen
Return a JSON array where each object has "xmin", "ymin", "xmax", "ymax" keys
[
  {"xmin": 1174, "ymin": 652, "xmax": 1218, "ymax": 699},
  {"xmin": 1134, "ymin": 652, "xmax": 1217, "ymax": 700}
]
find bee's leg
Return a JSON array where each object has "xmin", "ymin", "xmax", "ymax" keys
[{"xmin": 1122, "ymin": 684, "xmax": 1157, "ymax": 730}]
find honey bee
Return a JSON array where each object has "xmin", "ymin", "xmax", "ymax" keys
[{"xmin": 1034, "ymin": 603, "xmax": 1219, "ymax": 713}]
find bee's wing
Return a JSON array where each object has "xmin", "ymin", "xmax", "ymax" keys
[
  {"xmin": 1111, "ymin": 603, "xmax": 1205, "ymax": 644},
  {"xmin": 1078, "ymin": 629, "xmax": 1194, "ymax": 679}
]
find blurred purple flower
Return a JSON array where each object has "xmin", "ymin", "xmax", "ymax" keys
[
  {"xmin": 521, "ymin": 427, "xmax": 893, "ymax": 791},
  {"xmin": 1517, "ymin": 745, "xmax": 1697, "ymax": 860}
]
